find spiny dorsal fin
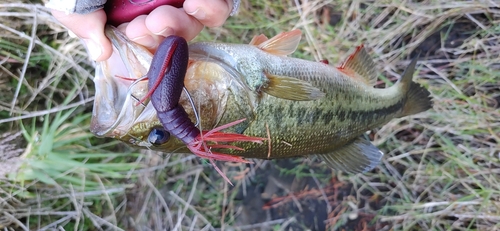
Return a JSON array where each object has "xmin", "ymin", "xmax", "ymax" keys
[
  {"xmin": 317, "ymin": 136, "xmax": 383, "ymax": 173},
  {"xmin": 249, "ymin": 34, "xmax": 269, "ymax": 46},
  {"xmin": 255, "ymin": 29, "xmax": 302, "ymax": 56},
  {"xmin": 262, "ymin": 73, "xmax": 325, "ymax": 101},
  {"xmin": 337, "ymin": 45, "xmax": 378, "ymax": 86}
]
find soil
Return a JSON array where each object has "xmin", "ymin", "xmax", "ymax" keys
[{"xmin": 232, "ymin": 159, "xmax": 389, "ymax": 231}]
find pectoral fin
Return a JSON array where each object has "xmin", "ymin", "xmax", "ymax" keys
[
  {"xmin": 263, "ymin": 73, "xmax": 325, "ymax": 101},
  {"xmin": 337, "ymin": 45, "xmax": 378, "ymax": 86},
  {"xmin": 317, "ymin": 136, "xmax": 383, "ymax": 173}
]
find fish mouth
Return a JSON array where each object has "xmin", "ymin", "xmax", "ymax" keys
[{"xmin": 90, "ymin": 26, "xmax": 157, "ymax": 138}]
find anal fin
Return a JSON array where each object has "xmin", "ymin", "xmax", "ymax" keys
[
  {"xmin": 263, "ymin": 73, "xmax": 325, "ymax": 101},
  {"xmin": 317, "ymin": 136, "xmax": 383, "ymax": 173}
]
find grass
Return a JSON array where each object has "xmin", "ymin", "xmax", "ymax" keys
[{"xmin": 1, "ymin": 0, "xmax": 499, "ymax": 230}]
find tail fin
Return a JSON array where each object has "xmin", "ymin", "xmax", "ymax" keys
[{"xmin": 396, "ymin": 58, "xmax": 433, "ymax": 117}]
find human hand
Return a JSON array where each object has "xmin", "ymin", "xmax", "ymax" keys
[{"xmin": 50, "ymin": 0, "xmax": 237, "ymax": 61}]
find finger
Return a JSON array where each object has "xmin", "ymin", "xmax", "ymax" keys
[
  {"xmin": 183, "ymin": 0, "xmax": 233, "ymax": 27},
  {"xmin": 145, "ymin": 5, "xmax": 204, "ymax": 41},
  {"xmin": 51, "ymin": 9, "xmax": 112, "ymax": 61},
  {"xmin": 125, "ymin": 15, "xmax": 164, "ymax": 49}
]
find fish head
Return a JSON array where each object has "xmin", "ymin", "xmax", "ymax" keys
[{"xmin": 90, "ymin": 26, "xmax": 186, "ymax": 151}]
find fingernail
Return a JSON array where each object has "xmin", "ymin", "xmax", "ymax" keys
[
  {"xmin": 83, "ymin": 39, "xmax": 102, "ymax": 60},
  {"xmin": 131, "ymin": 34, "xmax": 156, "ymax": 48},
  {"xmin": 187, "ymin": 8, "xmax": 206, "ymax": 20}
]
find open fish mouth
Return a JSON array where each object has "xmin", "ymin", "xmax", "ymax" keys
[{"xmin": 90, "ymin": 26, "xmax": 157, "ymax": 138}]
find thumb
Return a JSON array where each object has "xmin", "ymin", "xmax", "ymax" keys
[{"xmin": 51, "ymin": 9, "xmax": 112, "ymax": 61}]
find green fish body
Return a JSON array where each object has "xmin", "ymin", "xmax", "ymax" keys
[{"xmin": 91, "ymin": 27, "xmax": 432, "ymax": 173}]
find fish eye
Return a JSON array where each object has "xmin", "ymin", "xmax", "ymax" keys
[{"xmin": 148, "ymin": 126, "xmax": 170, "ymax": 145}]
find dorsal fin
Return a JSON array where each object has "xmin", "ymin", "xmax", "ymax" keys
[
  {"xmin": 337, "ymin": 45, "xmax": 378, "ymax": 86},
  {"xmin": 255, "ymin": 29, "xmax": 302, "ymax": 56},
  {"xmin": 249, "ymin": 34, "xmax": 269, "ymax": 46}
]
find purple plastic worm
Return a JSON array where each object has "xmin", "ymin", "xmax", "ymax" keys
[
  {"xmin": 147, "ymin": 35, "xmax": 200, "ymax": 145},
  {"xmin": 145, "ymin": 36, "xmax": 264, "ymax": 169},
  {"xmin": 104, "ymin": 0, "xmax": 185, "ymax": 26}
]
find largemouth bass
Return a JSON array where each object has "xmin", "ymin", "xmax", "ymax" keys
[{"xmin": 90, "ymin": 26, "xmax": 432, "ymax": 173}]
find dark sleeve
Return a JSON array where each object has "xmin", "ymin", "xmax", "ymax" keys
[{"xmin": 46, "ymin": 0, "xmax": 106, "ymax": 14}]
